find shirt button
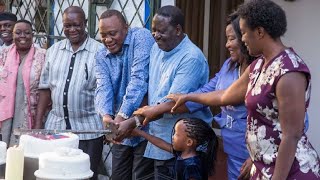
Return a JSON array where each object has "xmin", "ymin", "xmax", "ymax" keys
[
  {"xmin": 63, "ymin": 105, "xmax": 66, "ymax": 108},
  {"xmin": 65, "ymin": 116, "xmax": 68, "ymax": 119},
  {"xmin": 67, "ymin": 79, "xmax": 70, "ymax": 82},
  {"xmin": 72, "ymin": 55, "xmax": 75, "ymax": 58},
  {"xmin": 64, "ymin": 92, "xmax": 66, "ymax": 95},
  {"xmin": 70, "ymin": 67, "xmax": 73, "ymax": 69}
]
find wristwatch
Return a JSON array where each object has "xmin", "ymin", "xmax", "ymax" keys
[
  {"xmin": 117, "ymin": 112, "xmax": 129, "ymax": 119},
  {"xmin": 134, "ymin": 116, "xmax": 142, "ymax": 128}
]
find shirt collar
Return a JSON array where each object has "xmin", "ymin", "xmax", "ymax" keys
[
  {"xmin": 105, "ymin": 28, "xmax": 132, "ymax": 57},
  {"xmin": 60, "ymin": 34, "xmax": 93, "ymax": 53}
]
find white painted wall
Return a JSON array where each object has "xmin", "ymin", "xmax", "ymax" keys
[{"xmin": 161, "ymin": 0, "xmax": 175, "ymax": 6}]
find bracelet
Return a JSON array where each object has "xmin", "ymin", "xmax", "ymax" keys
[
  {"xmin": 117, "ymin": 112, "xmax": 129, "ymax": 119},
  {"xmin": 134, "ymin": 116, "xmax": 142, "ymax": 128}
]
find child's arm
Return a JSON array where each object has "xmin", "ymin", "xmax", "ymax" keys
[{"xmin": 132, "ymin": 129, "xmax": 173, "ymax": 153}]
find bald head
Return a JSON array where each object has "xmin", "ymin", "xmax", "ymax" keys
[{"xmin": 63, "ymin": 6, "xmax": 86, "ymax": 21}]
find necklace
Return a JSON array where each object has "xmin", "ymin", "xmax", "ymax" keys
[{"xmin": 238, "ymin": 64, "xmax": 241, "ymax": 78}]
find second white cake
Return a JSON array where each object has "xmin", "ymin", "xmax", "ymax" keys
[{"xmin": 34, "ymin": 147, "xmax": 93, "ymax": 179}]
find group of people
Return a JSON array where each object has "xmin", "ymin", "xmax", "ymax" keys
[
  {"xmin": 0, "ymin": 0, "xmax": 319, "ymax": 180},
  {"xmin": 0, "ymin": 7, "xmax": 104, "ymax": 179}
]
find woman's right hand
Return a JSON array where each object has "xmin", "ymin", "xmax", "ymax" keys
[
  {"xmin": 166, "ymin": 93, "xmax": 188, "ymax": 113},
  {"xmin": 238, "ymin": 157, "xmax": 252, "ymax": 180}
]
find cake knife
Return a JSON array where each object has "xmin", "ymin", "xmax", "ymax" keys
[
  {"xmin": 13, "ymin": 121, "xmax": 119, "ymax": 136},
  {"xmin": 13, "ymin": 129, "xmax": 115, "ymax": 135}
]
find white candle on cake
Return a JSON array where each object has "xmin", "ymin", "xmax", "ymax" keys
[{"xmin": 5, "ymin": 146, "xmax": 24, "ymax": 180}]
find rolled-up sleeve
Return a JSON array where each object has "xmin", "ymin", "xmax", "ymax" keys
[{"xmin": 118, "ymin": 30, "xmax": 154, "ymax": 118}]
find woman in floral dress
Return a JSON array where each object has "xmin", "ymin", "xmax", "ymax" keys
[{"xmin": 167, "ymin": 0, "xmax": 320, "ymax": 179}]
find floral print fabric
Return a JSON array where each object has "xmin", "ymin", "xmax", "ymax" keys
[
  {"xmin": 0, "ymin": 45, "xmax": 46, "ymax": 127},
  {"xmin": 245, "ymin": 48, "xmax": 320, "ymax": 179}
]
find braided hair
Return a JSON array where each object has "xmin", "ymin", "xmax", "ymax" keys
[{"xmin": 174, "ymin": 118, "xmax": 218, "ymax": 176}]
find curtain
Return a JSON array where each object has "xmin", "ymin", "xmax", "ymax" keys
[
  {"xmin": 176, "ymin": 0, "xmax": 205, "ymax": 49},
  {"xmin": 175, "ymin": 0, "xmax": 243, "ymax": 77},
  {"xmin": 208, "ymin": 0, "xmax": 244, "ymax": 78}
]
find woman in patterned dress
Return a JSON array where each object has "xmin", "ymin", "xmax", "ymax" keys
[
  {"xmin": 0, "ymin": 20, "xmax": 46, "ymax": 146},
  {"xmin": 167, "ymin": 0, "xmax": 320, "ymax": 179}
]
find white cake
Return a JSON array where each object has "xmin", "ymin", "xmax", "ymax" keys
[
  {"xmin": 19, "ymin": 133, "xmax": 79, "ymax": 158},
  {"xmin": 0, "ymin": 141, "xmax": 6, "ymax": 165},
  {"xmin": 34, "ymin": 147, "xmax": 93, "ymax": 180}
]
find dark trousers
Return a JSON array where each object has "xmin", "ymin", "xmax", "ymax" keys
[
  {"xmin": 154, "ymin": 158, "xmax": 176, "ymax": 180},
  {"xmin": 111, "ymin": 140, "xmax": 154, "ymax": 180},
  {"xmin": 79, "ymin": 136, "xmax": 104, "ymax": 180}
]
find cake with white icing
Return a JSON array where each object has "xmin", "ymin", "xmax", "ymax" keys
[
  {"xmin": 34, "ymin": 147, "xmax": 93, "ymax": 179},
  {"xmin": 0, "ymin": 141, "xmax": 6, "ymax": 165},
  {"xmin": 19, "ymin": 133, "xmax": 79, "ymax": 158}
]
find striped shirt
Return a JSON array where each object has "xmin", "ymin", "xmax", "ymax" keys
[{"xmin": 39, "ymin": 36, "xmax": 104, "ymax": 140}]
